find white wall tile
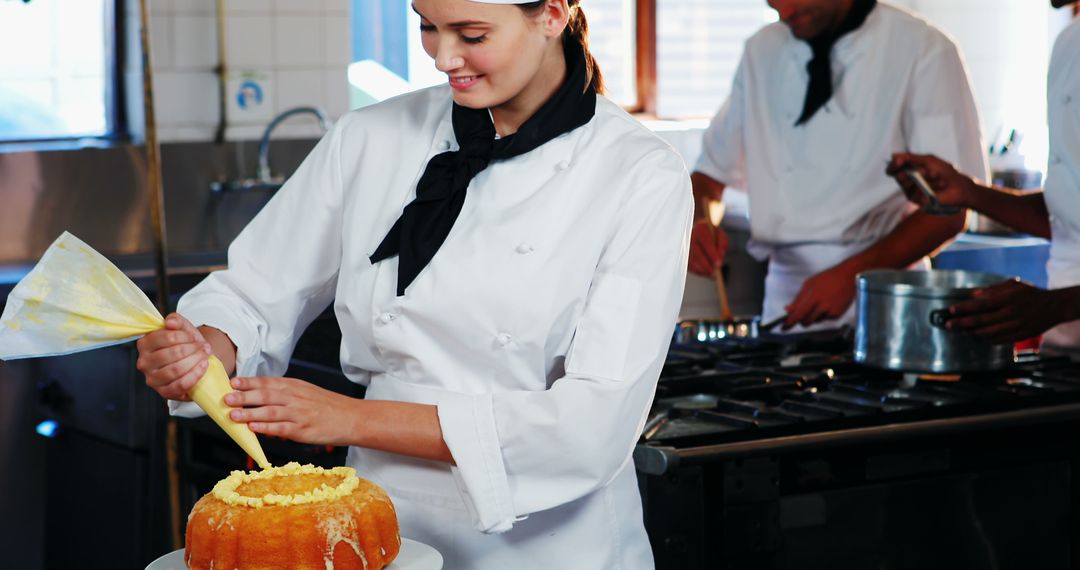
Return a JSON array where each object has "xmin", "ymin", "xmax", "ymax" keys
[
  {"xmin": 153, "ymin": 70, "xmax": 220, "ymax": 126},
  {"xmin": 225, "ymin": 15, "xmax": 275, "ymax": 66},
  {"xmin": 325, "ymin": 68, "xmax": 349, "ymax": 118},
  {"xmin": 276, "ymin": 69, "xmax": 326, "ymax": 112},
  {"xmin": 172, "ymin": 0, "xmax": 216, "ymax": 14},
  {"xmin": 223, "ymin": 0, "xmax": 269, "ymax": 14},
  {"xmin": 173, "ymin": 15, "xmax": 218, "ymax": 69},
  {"xmin": 147, "ymin": 0, "xmax": 172, "ymax": 16},
  {"xmin": 273, "ymin": 15, "xmax": 324, "ymax": 67},
  {"xmin": 159, "ymin": 125, "xmax": 218, "ymax": 142},
  {"xmin": 274, "ymin": 0, "xmax": 323, "ymax": 14},
  {"xmin": 225, "ymin": 124, "xmax": 266, "ymax": 140},
  {"xmin": 148, "ymin": 15, "xmax": 175, "ymax": 69},
  {"xmin": 324, "ymin": 14, "xmax": 351, "ymax": 66},
  {"xmin": 324, "ymin": 0, "xmax": 349, "ymax": 14}
]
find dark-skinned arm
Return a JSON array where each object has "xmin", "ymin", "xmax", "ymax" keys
[
  {"xmin": 961, "ymin": 184, "xmax": 1050, "ymax": 239},
  {"xmin": 783, "ymin": 209, "xmax": 966, "ymax": 328},
  {"xmin": 845, "ymin": 209, "xmax": 967, "ymax": 273},
  {"xmin": 888, "ymin": 153, "xmax": 1050, "ymax": 239}
]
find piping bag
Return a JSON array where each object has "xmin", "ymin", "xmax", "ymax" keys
[{"xmin": 0, "ymin": 232, "xmax": 270, "ymax": 469}]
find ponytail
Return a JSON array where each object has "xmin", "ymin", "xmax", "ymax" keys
[
  {"xmin": 520, "ymin": 0, "xmax": 605, "ymax": 94},
  {"xmin": 564, "ymin": 0, "xmax": 604, "ymax": 94}
]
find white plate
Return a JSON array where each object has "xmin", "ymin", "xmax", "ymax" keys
[{"xmin": 146, "ymin": 538, "xmax": 443, "ymax": 570}]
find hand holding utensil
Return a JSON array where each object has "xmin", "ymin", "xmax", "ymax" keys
[{"xmin": 904, "ymin": 168, "xmax": 961, "ymax": 216}]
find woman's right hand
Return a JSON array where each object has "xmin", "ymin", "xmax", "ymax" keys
[
  {"xmin": 136, "ymin": 313, "xmax": 213, "ymax": 401},
  {"xmin": 887, "ymin": 153, "xmax": 977, "ymax": 209},
  {"xmin": 688, "ymin": 219, "xmax": 729, "ymax": 277}
]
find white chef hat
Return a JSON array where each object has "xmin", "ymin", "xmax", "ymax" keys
[{"xmin": 468, "ymin": 0, "xmax": 543, "ymax": 3}]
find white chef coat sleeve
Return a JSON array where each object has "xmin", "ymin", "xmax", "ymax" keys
[
  {"xmin": 694, "ymin": 54, "xmax": 748, "ymax": 189},
  {"xmin": 436, "ymin": 148, "xmax": 693, "ymax": 533},
  {"xmin": 902, "ymin": 34, "xmax": 989, "ymax": 181},
  {"xmin": 166, "ymin": 115, "xmax": 349, "ymax": 417}
]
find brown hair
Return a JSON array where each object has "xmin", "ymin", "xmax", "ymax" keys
[{"xmin": 520, "ymin": 0, "xmax": 605, "ymax": 94}]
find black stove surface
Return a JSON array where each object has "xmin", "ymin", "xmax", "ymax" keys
[{"xmin": 646, "ymin": 330, "xmax": 1080, "ymax": 448}]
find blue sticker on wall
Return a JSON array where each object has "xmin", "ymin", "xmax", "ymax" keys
[{"xmin": 236, "ymin": 80, "xmax": 264, "ymax": 109}]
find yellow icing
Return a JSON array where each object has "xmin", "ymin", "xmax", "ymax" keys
[
  {"xmin": 189, "ymin": 356, "xmax": 271, "ymax": 470},
  {"xmin": 212, "ymin": 462, "xmax": 359, "ymax": 508}
]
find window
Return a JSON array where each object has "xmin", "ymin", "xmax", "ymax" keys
[
  {"xmin": 0, "ymin": 0, "xmax": 121, "ymax": 142},
  {"xmin": 655, "ymin": 0, "xmax": 776, "ymax": 117},
  {"xmin": 576, "ymin": 0, "xmax": 636, "ymax": 106}
]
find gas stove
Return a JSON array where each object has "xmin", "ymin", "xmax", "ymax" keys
[
  {"xmin": 644, "ymin": 331, "xmax": 1080, "ymax": 452},
  {"xmin": 637, "ymin": 329, "xmax": 1080, "ymax": 570}
]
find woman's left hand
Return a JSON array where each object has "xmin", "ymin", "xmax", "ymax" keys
[{"xmin": 225, "ymin": 376, "xmax": 360, "ymax": 446}]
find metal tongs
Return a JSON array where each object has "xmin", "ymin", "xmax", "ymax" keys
[{"xmin": 903, "ymin": 168, "xmax": 960, "ymax": 216}]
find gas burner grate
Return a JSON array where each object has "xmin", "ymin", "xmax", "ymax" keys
[{"xmin": 647, "ymin": 329, "xmax": 1080, "ymax": 446}]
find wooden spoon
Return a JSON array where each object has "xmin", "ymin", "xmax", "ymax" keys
[{"xmin": 707, "ymin": 201, "xmax": 733, "ymax": 321}]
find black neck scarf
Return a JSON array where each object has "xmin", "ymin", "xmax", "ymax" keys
[
  {"xmin": 369, "ymin": 39, "xmax": 597, "ymax": 296},
  {"xmin": 796, "ymin": 0, "xmax": 877, "ymax": 126}
]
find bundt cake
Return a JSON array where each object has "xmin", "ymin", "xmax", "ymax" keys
[{"xmin": 185, "ymin": 462, "xmax": 400, "ymax": 569}]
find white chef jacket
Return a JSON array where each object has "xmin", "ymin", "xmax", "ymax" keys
[
  {"xmin": 1042, "ymin": 17, "xmax": 1080, "ymax": 355},
  {"xmin": 171, "ymin": 84, "xmax": 693, "ymax": 569},
  {"xmin": 696, "ymin": 2, "xmax": 988, "ymax": 326}
]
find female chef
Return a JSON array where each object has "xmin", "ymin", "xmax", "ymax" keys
[{"xmin": 135, "ymin": 0, "xmax": 692, "ymax": 567}]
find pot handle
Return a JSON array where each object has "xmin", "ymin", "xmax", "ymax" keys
[{"xmin": 929, "ymin": 309, "xmax": 951, "ymax": 328}]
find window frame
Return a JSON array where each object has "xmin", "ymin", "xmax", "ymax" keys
[
  {"xmin": 0, "ymin": 0, "xmax": 128, "ymax": 147},
  {"xmin": 632, "ymin": 0, "xmax": 657, "ymax": 116}
]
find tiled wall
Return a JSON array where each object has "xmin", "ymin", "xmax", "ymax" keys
[{"xmin": 131, "ymin": 0, "xmax": 352, "ymax": 143}]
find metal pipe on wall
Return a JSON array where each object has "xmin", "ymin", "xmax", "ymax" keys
[{"xmin": 136, "ymin": 0, "xmax": 181, "ymax": 549}]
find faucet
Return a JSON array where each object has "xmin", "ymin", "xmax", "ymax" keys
[{"xmin": 256, "ymin": 106, "xmax": 332, "ymax": 183}]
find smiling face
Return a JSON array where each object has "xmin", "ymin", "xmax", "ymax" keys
[
  {"xmin": 766, "ymin": 0, "xmax": 854, "ymax": 40},
  {"xmin": 412, "ymin": 0, "xmax": 568, "ymax": 119}
]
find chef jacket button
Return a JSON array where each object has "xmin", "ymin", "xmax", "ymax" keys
[
  {"xmin": 379, "ymin": 312, "xmax": 396, "ymax": 324},
  {"xmin": 1064, "ymin": 95, "xmax": 1072, "ymax": 105},
  {"xmin": 496, "ymin": 333, "xmax": 513, "ymax": 346},
  {"xmin": 1051, "ymin": 154, "xmax": 1062, "ymax": 165},
  {"xmin": 441, "ymin": 141, "xmax": 451, "ymax": 150},
  {"xmin": 515, "ymin": 243, "xmax": 534, "ymax": 254},
  {"xmin": 555, "ymin": 160, "xmax": 570, "ymax": 172}
]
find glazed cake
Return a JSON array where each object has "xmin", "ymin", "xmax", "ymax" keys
[{"xmin": 185, "ymin": 462, "xmax": 400, "ymax": 569}]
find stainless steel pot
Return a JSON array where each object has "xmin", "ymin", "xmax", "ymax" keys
[{"xmin": 854, "ymin": 270, "xmax": 1017, "ymax": 372}]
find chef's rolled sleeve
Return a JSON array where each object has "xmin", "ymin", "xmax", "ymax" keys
[{"xmin": 437, "ymin": 148, "xmax": 693, "ymax": 533}]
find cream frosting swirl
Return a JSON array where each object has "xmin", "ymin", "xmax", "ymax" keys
[{"xmin": 211, "ymin": 462, "xmax": 359, "ymax": 508}]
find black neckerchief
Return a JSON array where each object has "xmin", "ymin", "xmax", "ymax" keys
[
  {"xmin": 370, "ymin": 39, "xmax": 597, "ymax": 296},
  {"xmin": 796, "ymin": 0, "xmax": 877, "ymax": 125}
]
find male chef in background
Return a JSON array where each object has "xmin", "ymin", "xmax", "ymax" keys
[{"xmin": 689, "ymin": 0, "xmax": 988, "ymax": 331}]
